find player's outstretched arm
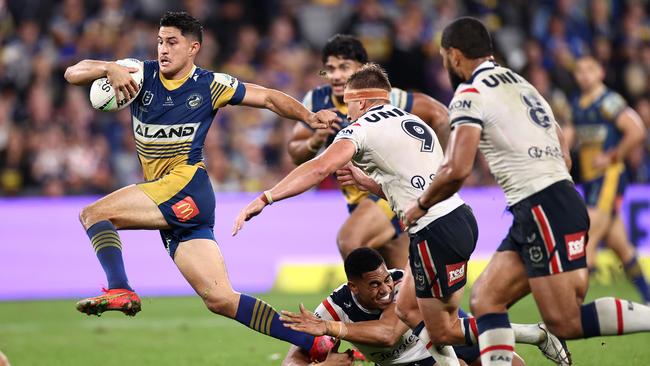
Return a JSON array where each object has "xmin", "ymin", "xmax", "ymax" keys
[
  {"xmin": 281, "ymin": 303, "xmax": 408, "ymax": 348},
  {"xmin": 232, "ymin": 140, "xmax": 356, "ymax": 235},
  {"xmin": 411, "ymin": 92, "xmax": 451, "ymax": 150},
  {"xmin": 240, "ymin": 83, "xmax": 337, "ymax": 130},
  {"xmin": 404, "ymin": 125, "xmax": 481, "ymax": 227},
  {"xmin": 64, "ymin": 60, "xmax": 140, "ymax": 101},
  {"xmin": 288, "ymin": 121, "xmax": 343, "ymax": 165}
]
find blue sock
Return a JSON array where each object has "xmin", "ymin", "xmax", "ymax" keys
[
  {"xmin": 234, "ymin": 294, "xmax": 314, "ymax": 350},
  {"xmin": 580, "ymin": 302, "xmax": 601, "ymax": 337},
  {"xmin": 624, "ymin": 256, "xmax": 650, "ymax": 303},
  {"xmin": 86, "ymin": 220, "xmax": 131, "ymax": 291}
]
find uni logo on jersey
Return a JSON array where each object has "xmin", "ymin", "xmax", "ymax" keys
[
  {"xmin": 133, "ymin": 118, "xmax": 199, "ymax": 143},
  {"xmin": 172, "ymin": 196, "xmax": 200, "ymax": 222}
]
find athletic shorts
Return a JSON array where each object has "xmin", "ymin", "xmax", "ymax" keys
[
  {"xmin": 409, "ymin": 204, "xmax": 478, "ymax": 298},
  {"xmin": 137, "ymin": 163, "xmax": 215, "ymax": 258},
  {"xmin": 582, "ymin": 163, "xmax": 626, "ymax": 215},
  {"xmin": 497, "ymin": 180, "xmax": 590, "ymax": 278},
  {"xmin": 401, "ymin": 345, "xmax": 479, "ymax": 366},
  {"xmin": 347, "ymin": 193, "xmax": 403, "ymax": 239}
]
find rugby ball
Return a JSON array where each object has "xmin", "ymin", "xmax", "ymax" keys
[{"xmin": 89, "ymin": 58, "xmax": 144, "ymax": 112}]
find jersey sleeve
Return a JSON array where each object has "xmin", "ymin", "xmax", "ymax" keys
[
  {"xmin": 600, "ymin": 91, "xmax": 627, "ymax": 121},
  {"xmin": 390, "ymin": 88, "xmax": 414, "ymax": 111},
  {"xmin": 333, "ymin": 123, "xmax": 367, "ymax": 156},
  {"xmin": 448, "ymin": 88, "xmax": 485, "ymax": 130},
  {"xmin": 314, "ymin": 297, "xmax": 344, "ymax": 321},
  {"xmin": 211, "ymin": 73, "xmax": 246, "ymax": 109}
]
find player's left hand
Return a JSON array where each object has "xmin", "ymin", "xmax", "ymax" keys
[
  {"xmin": 403, "ymin": 199, "xmax": 427, "ymax": 228},
  {"xmin": 232, "ymin": 197, "xmax": 267, "ymax": 236},
  {"xmin": 307, "ymin": 110, "xmax": 338, "ymax": 130},
  {"xmin": 279, "ymin": 303, "xmax": 327, "ymax": 336}
]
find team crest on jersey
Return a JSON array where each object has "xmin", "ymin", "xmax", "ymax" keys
[
  {"xmin": 186, "ymin": 93, "xmax": 203, "ymax": 109},
  {"xmin": 142, "ymin": 90, "xmax": 154, "ymax": 106}
]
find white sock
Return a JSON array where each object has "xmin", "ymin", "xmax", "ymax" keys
[
  {"xmin": 590, "ymin": 297, "xmax": 650, "ymax": 335},
  {"xmin": 477, "ymin": 313, "xmax": 514, "ymax": 366}
]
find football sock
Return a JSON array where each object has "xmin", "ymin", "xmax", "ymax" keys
[
  {"xmin": 580, "ymin": 297, "xmax": 650, "ymax": 337},
  {"xmin": 458, "ymin": 308, "xmax": 478, "ymax": 345},
  {"xmin": 624, "ymin": 256, "xmax": 650, "ymax": 303},
  {"xmin": 234, "ymin": 294, "xmax": 314, "ymax": 350},
  {"xmin": 413, "ymin": 322, "xmax": 460, "ymax": 366},
  {"xmin": 477, "ymin": 312, "xmax": 515, "ymax": 365},
  {"xmin": 86, "ymin": 220, "xmax": 131, "ymax": 291}
]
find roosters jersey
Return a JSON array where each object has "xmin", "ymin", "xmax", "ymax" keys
[
  {"xmin": 333, "ymin": 104, "xmax": 464, "ymax": 233},
  {"xmin": 131, "ymin": 60, "xmax": 245, "ymax": 181},
  {"xmin": 314, "ymin": 270, "xmax": 431, "ymax": 365},
  {"xmin": 303, "ymin": 85, "xmax": 413, "ymax": 205},
  {"xmin": 447, "ymin": 61, "xmax": 572, "ymax": 206}
]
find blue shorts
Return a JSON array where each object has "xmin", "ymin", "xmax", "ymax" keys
[
  {"xmin": 347, "ymin": 194, "xmax": 403, "ymax": 239},
  {"xmin": 498, "ymin": 180, "xmax": 589, "ymax": 277},
  {"xmin": 582, "ymin": 163, "xmax": 626, "ymax": 215},
  {"xmin": 137, "ymin": 164, "xmax": 215, "ymax": 258}
]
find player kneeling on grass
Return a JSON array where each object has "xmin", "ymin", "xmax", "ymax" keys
[
  {"xmin": 234, "ymin": 64, "xmax": 568, "ymax": 366},
  {"xmin": 280, "ymin": 247, "xmax": 529, "ymax": 366}
]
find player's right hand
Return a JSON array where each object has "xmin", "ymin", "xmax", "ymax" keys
[
  {"xmin": 106, "ymin": 62, "xmax": 140, "ymax": 104},
  {"xmin": 232, "ymin": 196, "xmax": 267, "ymax": 236},
  {"xmin": 336, "ymin": 162, "xmax": 370, "ymax": 191}
]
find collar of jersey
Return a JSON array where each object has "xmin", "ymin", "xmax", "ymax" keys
[
  {"xmin": 331, "ymin": 92, "xmax": 349, "ymax": 115},
  {"xmin": 463, "ymin": 60, "xmax": 497, "ymax": 85},
  {"xmin": 159, "ymin": 64, "xmax": 197, "ymax": 91}
]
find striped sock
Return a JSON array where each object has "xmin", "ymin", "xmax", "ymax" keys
[
  {"xmin": 234, "ymin": 294, "xmax": 314, "ymax": 350},
  {"xmin": 458, "ymin": 308, "xmax": 478, "ymax": 345},
  {"xmin": 581, "ymin": 297, "xmax": 650, "ymax": 337},
  {"xmin": 413, "ymin": 321, "xmax": 460, "ymax": 366},
  {"xmin": 86, "ymin": 220, "xmax": 131, "ymax": 290},
  {"xmin": 477, "ymin": 313, "xmax": 514, "ymax": 365},
  {"xmin": 624, "ymin": 256, "xmax": 650, "ymax": 303}
]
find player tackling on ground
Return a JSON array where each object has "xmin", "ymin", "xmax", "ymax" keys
[
  {"xmin": 404, "ymin": 17, "xmax": 650, "ymax": 366},
  {"xmin": 64, "ymin": 11, "xmax": 336, "ymax": 360},
  {"xmin": 288, "ymin": 34, "xmax": 450, "ymax": 269},
  {"xmin": 234, "ymin": 64, "xmax": 568, "ymax": 366}
]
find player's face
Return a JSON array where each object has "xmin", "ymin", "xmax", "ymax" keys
[
  {"xmin": 157, "ymin": 26, "xmax": 199, "ymax": 78},
  {"xmin": 440, "ymin": 47, "xmax": 466, "ymax": 90},
  {"xmin": 349, "ymin": 264, "xmax": 394, "ymax": 311},
  {"xmin": 323, "ymin": 56, "xmax": 363, "ymax": 96},
  {"xmin": 574, "ymin": 58, "xmax": 604, "ymax": 92}
]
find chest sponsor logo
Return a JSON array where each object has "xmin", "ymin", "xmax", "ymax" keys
[
  {"xmin": 133, "ymin": 118, "xmax": 199, "ymax": 143},
  {"xmin": 172, "ymin": 196, "xmax": 200, "ymax": 222},
  {"xmin": 142, "ymin": 90, "xmax": 154, "ymax": 106},
  {"xmin": 564, "ymin": 231, "xmax": 587, "ymax": 261},
  {"xmin": 186, "ymin": 93, "xmax": 203, "ymax": 109},
  {"xmin": 163, "ymin": 95, "xmax": 174, "ymax": 107},
  {"xmin": 446, "ymin": 261, "xmax": 467, "ymax": 287}
]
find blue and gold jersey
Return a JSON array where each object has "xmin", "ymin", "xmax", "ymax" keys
[
  {"xmin": 131, "ymin": 60, "xmax": 245, "ymax": 181},
  {"xmin": 302, "ymin": 84, "xmax": 413, "ymax": 205},
  {"xmin": 571, "ymin": 88, "xmax": 626, "ymax": 181}
]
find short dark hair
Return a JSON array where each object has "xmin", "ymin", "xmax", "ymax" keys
[
  {"xmin": 346, "ymin": 63, "xmax": 391, "ymax": 92},
  {"xmin": 322, "ymin": 34, "xmax": 368, "ymax": 64},
  {"xmin": 160, "ymin": 11, "xmax": 203, "ymax": 44},
  {"xmin": 441, "ymin": 17, "xmax": 493, "ymax": 59},
  {"xmin": 344, "ymin": 247, "xmax": 385, "ymax": 280}
]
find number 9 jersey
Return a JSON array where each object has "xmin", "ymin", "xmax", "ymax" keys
[{"xmin": 447, "ymin": 61, "xmax": 572, "ymax": 206}]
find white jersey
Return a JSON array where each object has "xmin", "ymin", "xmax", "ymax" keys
[
  {"xmin": 333, "ymin": 104, "xmax": 464, "ymax": 233},
  {"xmin": 314, "ymin": 270, "xmax": 431, "ymax": 365},
  {"xmin": 448, "ymin": 61, "xmax": 572, "ymax": 206}
]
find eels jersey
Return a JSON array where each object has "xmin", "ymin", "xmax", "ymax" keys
[
  {"xmin": 131, "ymin": 60, "xmax": 245, "ymax": 181},
  {"xmin": 447, "ymin": 61, "xmax": 572, "ymax": 206},
  {"xmin": 302, "ymin": 85, "xmax": 413, "ymax": 205},
  {"xmin": 314, "ymin": 270, "xmax": 430, "ymax": 365},
  {"xmin": 333, "ymin": 104, "xmax": 464, "ymax": 233},
  {"xmin": 571, "ymin": 88, "xmax": 626, "ymax": 182}
]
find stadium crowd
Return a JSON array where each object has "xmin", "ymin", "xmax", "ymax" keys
[{"xmin": 0, "ymin": 0, "xmax": 649, "ymax": 196}]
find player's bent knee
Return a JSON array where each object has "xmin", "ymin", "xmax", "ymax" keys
[
  {"xmin": 203, "ymin": 293, "xmax": 237, "ymax": 317},
  {"xmin": 79, "ymin": 204, "xmax": 105, "ymax": 229}
]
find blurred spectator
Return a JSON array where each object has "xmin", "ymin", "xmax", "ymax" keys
[{"xmin": 0, "ymin": 0, "xmax": 649, "ymax": 197}]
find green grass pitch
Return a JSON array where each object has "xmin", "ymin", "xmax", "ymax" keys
[{"xmin": 1, "ymin": 281, "xmax": 649, "ymax": 365}]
